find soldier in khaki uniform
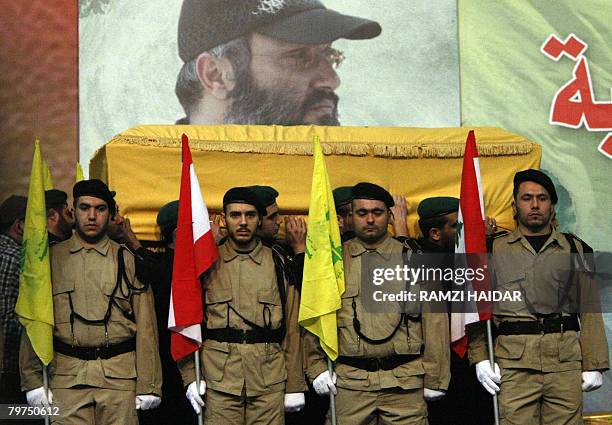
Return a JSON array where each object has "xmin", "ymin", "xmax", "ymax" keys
[
  {"xmin": 469, "ymin": 169, "xmax": 609, "ymax": 425},
  {"xmin": 20, "ymin": 179, "xmax": 162, "ymax": 424},
  {"xmin": 308, "ymin": 183, "xmax": 450, "ymax": 425},
  {"xmin": 180, "ymin": 187, "xmax": 306, "ymax": 424}
]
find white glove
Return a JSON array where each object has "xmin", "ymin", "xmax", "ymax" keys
[
  {"xmin": 582, "ymin": 371, "xmax": 603, "ymax": 392},
  {"xmin": 284, "ymin": 392, "xmax": 305, "ymax": 412},
  {"xmin": 313, "ymin": 370, "xmax": 337, "ymax": 396},
  {"xmin": 475, "ymin": 360, "xmax": 501, "ymax": 395},
  {"xmin": 423, "ymin": 388, "xmax": 446, "ymax": 401},
  {"xmin": 186, "ymin": 380, "xmax": 206, "ymax": 414},
  {"xmin": 135, "ymin": 394, "xmax": 161, "ymax": 410},
  {"xmin": 26, "ymin": 387, "xmax": 53, "ymax": 407}
]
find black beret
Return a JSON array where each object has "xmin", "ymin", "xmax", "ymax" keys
[
  {"xmin": 73, "ymin": 179, "xmax": 116, "ymax": 214},
  {"xmin": 178, "ymin": 0, "xmax": 381, "ymax": 63},
  {"xmin": 417, "ymin": 197, "xmax": 459, "ymax": 220},
  {"xmin": 0, "ymin": 195, "xmax": 28, "ymax": 226},
  {"xmin": 332, "ymin": 186, "xmax": 352, "ymax": 210},
  {"xmin": 352, "ymin": 182, "xmax": 394, "ymax": 208},
  {"xmin": 157, "ymin": 200, "xmax": 180, "ymax": 229},
  {"xmin": 513, "ymin": 169, "xmax": 558, "ymax": 204},
  {"xmin": 45, "ymin": 189, "xmax": 68, "ymax": 210},
  {"xmin": 223, "ymin": 187, "xmax": 266, "ymax": 217},
  {"xmin": 248, "ymin": 185, "xmax": 279, "ymax": 208}
]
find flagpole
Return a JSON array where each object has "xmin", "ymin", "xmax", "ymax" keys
[
  {"xmin": 42, "ymin": 365, "xmax": 50, "ymax": 425},
  {"xmin": 327, "ymin": 358, "xmax": 337, "ymax": 425},
  {"xmin": 486, "ymin": 320, "xmax": 500, "ymax": 425},
  {"xmin": 194, "ymin": 352, "xmax": 204, "ymax": 425}
]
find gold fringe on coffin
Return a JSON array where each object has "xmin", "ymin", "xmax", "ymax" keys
[{"xmin": 111, "ymin": 135, "xmax": 533, "ymax": 158}]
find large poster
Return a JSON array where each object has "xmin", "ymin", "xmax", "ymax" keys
[{"xmin": 77, "ymin": 1, "xmax": 611, "ymax": 411}]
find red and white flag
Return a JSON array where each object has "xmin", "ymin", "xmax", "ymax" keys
[
  {"xmin": 169, "ymin": 134, "xmax": 219, "ymax": 361},
  {"xmin": 450, "ymin": 130, "xmax": 493, "ymax": 357}
]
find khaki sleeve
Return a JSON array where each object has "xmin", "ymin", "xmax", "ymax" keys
[
  {"xmin": 19, "ymin": 331, "xmax": 43, "ymax": 391},
  {"xmin": 304, "ymin": 331, "xmax": 328, "ymax": 382},
  {"xmin": 467, "ymin": 321, "xmax": 489, "ymax": 366},
  {"xmin": 177, "ymin": 350, "xmax": 204, "ymax": 387},
  {"xmin": 282, "ymin": 280, "xmax": 307, "ymax": 393},
  {"xmin": 577, "ymin": 248, "xmax": 609, "ymax": 371},
  {"xmin": 133, "ymin": 281, "xmax": 163, "ymax": 396},
  {"xmin": 421, "ymin": 310, "xmax": 450, "ymax": 391}
]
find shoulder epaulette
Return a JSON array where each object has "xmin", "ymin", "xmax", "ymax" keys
[
  {"xmin": 493, "ymin": 230, "xmax": 510, "ymax": 239},
  {"xmin": 563, "ymin": 232, "xmax": 593, "ymax": 254}
]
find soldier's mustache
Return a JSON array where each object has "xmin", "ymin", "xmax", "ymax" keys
[{"xmin": 302, "ymin": 89, "xmax": 339, "ymax": 112}]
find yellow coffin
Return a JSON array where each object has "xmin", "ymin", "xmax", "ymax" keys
[{"xmin": 90, "ymin": 125, "xmax": 541, "ymax": 241}]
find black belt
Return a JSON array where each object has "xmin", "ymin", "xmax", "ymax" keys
[
  {"xmin": 497, "ymin": 316, "xmax": 580, "ymax": 335},
  {"xmin": 54, "ymin": 337, "xmax": 136, "ymax": 360},
  {"xmin": 204, "ymin": 327, "xmax": 284, "ymax": 344},
  {"xmin": 336, "ymin": 354, "xmax": 420, "ymax": 372}
]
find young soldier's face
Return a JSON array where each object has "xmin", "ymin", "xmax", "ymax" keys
[
  {"xmin": 352, "ymin": 199, "xmax": 390, "ymax": 246},
  {"xmin": 259, "ymin": 202, "xmax": 281, "ymax": 240},
  {"xmin": 514, "ymin": 181, "xmax": 554, "ymax": 232},
  {"xmin": 224, "ymin": 203, "xmax": 260, "ymax": 246},
  {"xmin": 74, "ymin": 196, "xmax": 110, "ymax": 243}
]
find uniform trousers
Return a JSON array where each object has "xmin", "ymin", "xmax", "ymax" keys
[
  {"xmin": 499, "ymin": 368, "xmax": 582, "ymax": 425},
  {"xmin": 51, "ymin": 386, "xmax": 137, "ymax": 425},
  {"xmin": 203, "ymin": 387, "xmax": 285, "ymax": 425},
  {"xmin": 327, "ymin": 387, "xmax": 427, "ymax": 425}
]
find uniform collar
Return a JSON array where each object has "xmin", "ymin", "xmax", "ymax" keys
[
  {"xmin": 221, "ymin": 238, "xmax": 264, "ymax": 264},
  {"xmin": 69, "ymin": 233, "xmax": 111, "ymax": 255},
  {"xmin": 508, "ymin": 226, "xmax": 565, "ymax": 252},
  {"xmin": 348, "ymin": 234, "xmax": 394, "ymax": 260}
]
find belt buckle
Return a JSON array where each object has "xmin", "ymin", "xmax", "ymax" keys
[
  {"xmin": 240, "ymin": 329, "xmax": 249, "ymax": 344},
  {"xmin": 95, "ymin": 346, "xmax": 102, "ymax": 359}
]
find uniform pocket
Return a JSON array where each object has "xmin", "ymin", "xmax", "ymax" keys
[
  {"xmin": 205, "ymin": 288, "xmax": 232, "ymax": 329},
  {"xmin": 337, "ymin": 318, "xmax": 361, "ymax": 356},
  {"xmin": 102, "ymin": 351, "xmax": 137, "ymax": 379},
  {"xmin": 202, "ymin": 341, "xmax": 230, "ymax": 382},
  {"xmin": 258, "ymin": 288, "xmax": 283, "ymax": 327},
  {"xmin": 494, "ymin": 335, "xmax": 526, "ymax": 360},
  {"xmin": 260, "ymin": 343, "xmax": 287, "ymax": 387},
  {"xmin": 52, "ymin": 280, "xmax": 75, "ymax": 324},
  {"xmin": 558, "ymin": 331, "xmax": 582, "ymax": 362}
]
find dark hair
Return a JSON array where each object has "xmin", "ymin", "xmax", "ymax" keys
[
  {"xmin": 160, "ymin": 225, "xmax": 176, "ymax": 247},
  {"xmin": 336, "ymin": 204, "xmax": 351, "ymax": 223},
  {"xmin": 175, "ymin": 36, "xmax": 251, "ymax": 119},
  {"xmin": 418, "ymin": 215, "xmax": 450, "ymax": 239}
]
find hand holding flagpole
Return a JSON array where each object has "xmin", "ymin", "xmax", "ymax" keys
[{"xmin": 168, "ymin": 134, "xmax": 218, "ymax": 424}]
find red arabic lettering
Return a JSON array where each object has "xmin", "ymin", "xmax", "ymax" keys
[
  {"xmin": 541, "ymin": 34, "xmax": 587, "ymax": 61},
  {"xmin": 551, "ymin": 57, "xmax": 612, "ymax": 131}
]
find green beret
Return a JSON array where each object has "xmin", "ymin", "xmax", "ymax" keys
[
  {"xmin": 417, "ymin": 197, "xmax": 459, "ymax": 220},
  {"xmin": 513, "ymin": 169, "xmax": 558, "ymax": 204},
  {"xmin": 45, "ymin": 189, "xmax": 68, "ymax": 210},
  {"xmin": 248, "ymin": 185, "xmax": 279, "ymax": 208},
  {"xmin": 223, "ymin": 187, "xmax": 266, "ymax": 217},
  {"xmin": 178, "ymin": 0, "xmax": 381, "ymax": 63},
  {"xmin": 352, "ymin": 182, "xmax": 394, "ymax": 208},
  {"xmin": 157, "ymin": 200, "xmax": 179, "ymax": 229},
  {"xmin": 333, "ymin": 186, "xmax": 352, "ymax": 210}
]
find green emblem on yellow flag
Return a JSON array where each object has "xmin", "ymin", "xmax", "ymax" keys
[
  {"xmin": 16, "ymin": 140, "xmax": 54, "ymax": 366},
  {"xmin": 299, "ymin": 136, "xmax": 345, "ymax": 360}
]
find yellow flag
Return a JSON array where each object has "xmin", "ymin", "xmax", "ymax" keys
[
  {"xmin": 298, "ymin": 136, "xmax": 345, "ymax": 360},
  {"xmin": 76, "ymin": 163, "xmax": 84, "ymax": 182},
  {"xmin": 16, "ymin": 140, "xmax": 54, "ymax": 365},
  {"xmin": 42, "ymin": 157, "xmax": 53, "ymax": 190}
]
